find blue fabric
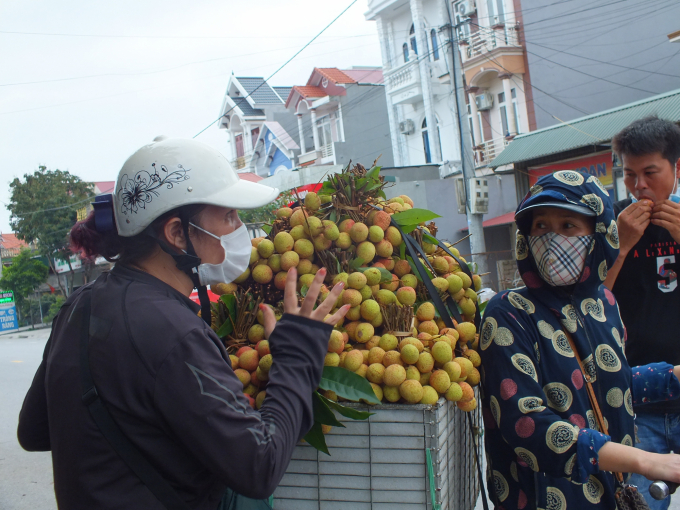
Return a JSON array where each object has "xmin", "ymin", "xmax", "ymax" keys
[
  {"xmin": 632, "ymin": 362, "xmax": 680, "ymax": 406},
  {"xmin": 480, "ymin": 171, "xmax": 633, "ymax": 509},
  {"xmin": 628, "ymin": 413, "xmax": 680, "ymax": 510}
]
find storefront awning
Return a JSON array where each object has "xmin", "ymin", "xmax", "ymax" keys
[
  {"xmin": 490, "ymin": 88, "xmax": 680, "ymax": 168},
  {"xmin": 461, "ymin": 211, "xmax": 515, "ymax": 231}
]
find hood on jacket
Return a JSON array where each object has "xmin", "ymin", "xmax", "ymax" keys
[{"xmin": 514, "ymin": 170, "xmax": 619, "ymax": 295}]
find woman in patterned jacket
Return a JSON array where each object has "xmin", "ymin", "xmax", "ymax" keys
[{"xmin": 479, "ymin": 171, "xmax": 680, "ymax": 509}]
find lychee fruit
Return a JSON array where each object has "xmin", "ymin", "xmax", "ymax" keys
[
  {"xmin": 324, "ymin": 353, "xmax": 340, "ymax": 367},
  {"xmin": 280, "ymin": 251, "xmax": 300, "ymax": 271},
  {"xmin": 363, "ymin": 267, "xmax": 382, "ymax": 286},
  {"xmin": 276, "ymin": 207, "xmax": 293, "ymax": 219},
  {"xmin": 360, "ymin": 299, "xmax": 381, "ymax": 321},
  {"xmin": 432, "ymin": 341, "xmax": 453, "ymax": 364},
  {"xmin": 400, "ymin": 344, "xmax": 420, "ymax": 365},
  {"xmin": 252, "ymin": 265, "xmax": 273, "ymax": 284},
  {"xmin": 342, "ymin": 289, "xmax": 363, "ymax": 307},
  {"xmin": 368, "ymin": 225, "xmax": 385, "ymax": 243},
  {"xmin": 416, "ymin": 302, "xmax": 436, "ymax": 321},
  {"xmin": 399, "ymin": 380, "xmax": 424, "ymax": 403},
  {"xmin": 212, "ymin": 282, "xmax": 237, "ymax": 296},
  {"xmin": 350, "ymin": 223, "xmax": 369, "ymax": 243},
  {"xmin": 396, "ymin": 286, "xmax": 417, "ymax": 306},
  {"xmin": 304, "ymin": 192, "xmax": 321, "ymax": 211},
  {"xmin": 445, "ymin": 382, "xmax": 463, "ymax": 402},
  {"xmin": 345, "ymin": 305, "xmax": 361, "ymax": 321},
  {"xmin": 420, "ymin": 385, "xmax": 439, "ymax": 405},
  {"xmin": 368, "ymin": 347, "xmax": 386, "ymax": 364},
  {"xmin": 274, "ymin": 271, "xmax": 288, "ymax": 290},
  {"xmin": 367, "ymin": 363, "xmax": 386, "ymax": 384},
  {"xmin": 458, "ymin": 381, "xmax": 474, "ymax": 402},
  {"xmin": 457, "ymin": 397, "xmax": 478, "ymax": 412},
  {"xmin": 335, "ymin": 232, "xmax": 352, "ymax": 249},
  {"xmin": 416, "ymin": 352, "xmax": 435, "ymax": 373},
  {"xmin": 432, "ymin": 277, "xmax": 449, "ymax": 293},
  {"xmin": 248, "ymin": 324, "xmax": 266, "ymax": 343},
  {"xmin": 355, "ymin": 323, "xmax": 375, "ymax": 344},
  {"xmin": 348, "ymin": 272, "xmax": 367, "ymax": 290},
  {"xmin": 383, "ymin": 385, "xmax": 401, "ymax": 402},
  {"xmin": 322, "ymin": 220, "xmax": 339, "ymax": 241},
  {"xmin": 379, "ymin": 333, "xmax": 398, "ymax": 351},
  {"xmin": 401, "ymin": 274, "xmax": 418, "ymax": 288},
  {"xmin": 380, "ymin": 273, "xmax": 399, "ymax": 291},
  {"xmin": 258, "ymin": 354, "xmax": 273, "ymax": 372},
  {"xmin": 371, "ymin": 210, "xmax": 391, "ymax": 231},
  {"xmin": 429, "ymin": 370, "xmax": 451, "ymax": 394},
  {"xmin": 418, "ymin": 320, "xmax": 439, "ymax": 337},
  {"xmin": 405, "ymin": 366, "xmax": 421, "ymax": 381},
  {"xmin": 234, "ymin": 368, "xmax": 251, "ymax": 388},
  {"xmin": 338, "ymin": 218, "xmax": 355, "ymax": 233},
  {"xmin": 312, "ymin": 235, "xmax": 332, "ymax": 251},
  {"xmin": 382, "ymin": 350, "xmax": 403, "ymax": 367},
  {"xmin": 344, "ymin": 350, "xmax": 364, "ymax": 372},
  {"xmin": 456, "ymin": 322, "xmax": 476, "ymax": 343},
  {"xmin": 356, "ymin": 241, "xmax": 376, "ymax": 263},
  {"xmin": 385, "ymin": 226, "xmax": 402, "ymax": 247},
  {"xmin": 289, "ymin": 209, "xmax": 307, "ymax": 227},
  {"xmin": 375, "ymin": 289, "xmax": 396, "ymax": 306},
  {"xmin": 303, "ymin": 216, "xmax": 323, "ymax": 237},
  {"xmin": 239, "ymin": 350, "xmax": 260, "ymax": 372},
  {"xmin": 290, "ymin": 225, "xmax": 308, "ymax": 241},
  {"xmin": 234, "ymin": 267, "xmax": 250, "ymax": 284},
  {"xmin": 328, "ymin": 330, "xmax": 345, "ymax": 354},
  {"xmin": 294, "ymin": 239, "xmax": 314, "ymax": 259},
  {"xmin": 393, "ymin": 259, "xmax": 412, "ymax": 277},
  {"xmin": 384, "ymin": 364, "xmax": 407, "ymax": 387}
]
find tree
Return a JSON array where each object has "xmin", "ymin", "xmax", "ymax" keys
[
  {"xmin": 8, "ymin": 166, "xmax": 93, "ymax": 296},
  {"xmin": 0, "ymin": 249, "xmax": 49, "ymax": 319},
  {"xmin": 239, "ymin": 190, "xmax": 295, "ymax": 224}
]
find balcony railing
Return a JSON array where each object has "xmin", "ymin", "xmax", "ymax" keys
[
  {"xmin": 383, "ymin": 59, "xmax": 421, "ymax": 93},
  {"xmin": 474, "ymin": 137, "xmax": 510, "ymax": 167},
  {"xmin": 463, "ymin": 25, "xmax": 521, "ymax": 62},
  {"xmin": 230, "ymin": 151, "xmax": 254, "ymax": 170}
]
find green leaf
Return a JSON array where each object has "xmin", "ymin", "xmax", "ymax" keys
[
  {"xmin": 319, "ymin": 367, "xmax": 381, "ymax": 404},
  {"xmin": 366, "ymin": 165, "xmax": 381, "ymax": 180},
  {"xmin": 262, "ymin": 225, "xmax": 272, "ymax": 234},
  {"xmin": 321, "ymin": 181, "xmax": 336, "ymax": 194},
  {"xmin": 317, "ymin": 393, "xmax": 374, "ymax": 420},
  {"xmin": 399, "ymin": 242, "xmax": 406, "ymax": 260},
  {"xmin": 303, "ymin": 421, "xmax": 330, "ymax": 455},
  {"xmin": 216, "ymin": 316, "xmax": 233, "ymax": 337},
  {"xmin": 422, "ymin": 232, "xmax": 439, "ymax": 245},
  {"xmin": 401, "ymin": 224, "xmax": 418, "ymax": 234},
  {"xmin": 215, "ymin": 294, "xmax": 237, "ymax": 337},
  {"xmin": 329, "ymin": 210, "xmax": 337, "ymax": 223},
  {"xmin": 478, "ymin": 300, "xmax": 488, "ymax": 316},
  {"xmin": 348, "ymin": 258, "xmax": 364, "ymax": 271},
  {"xmin": 300, "ymin": 285, "xmax": 309, "ymax": 297},
  {"xmin": 312, "ymin": 392, "xmax": 345, "ymax": 428},
  {"xmin": 354, "ymin": 266, "xmax": 392, "ymax": 283},
  {"xmin": 377, "ymin": 189, "xmax": 386, "ymax": 199},
  {"xmin": 392, "ymin": 208, "xmax": 441, "ymax": 226},
  {"xmin": 467, "ymin": 262, "xmax": 478, "ymax": 274}
]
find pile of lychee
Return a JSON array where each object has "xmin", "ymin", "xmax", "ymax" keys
[{"xmin": 220, "ymin": 191, "xmax": 482, "ymax": 411}]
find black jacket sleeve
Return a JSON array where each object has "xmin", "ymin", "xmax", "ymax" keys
[
  {"xmin": 17, "ymin": 338, "xmax": 52, "ymax": 452},
  {"xmin": 153, "ymin": 313, "xmax": 331, "ymax": 500}
]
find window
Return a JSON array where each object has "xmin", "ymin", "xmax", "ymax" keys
[
  {"xmin": 421, "ymin": 118, "xmax": 443, "ymax": 163},
  {"xmin": 486, "ymin": 0, "xmax": 506, "ymax": 25},
  {"xmin": 403, "ymin": 42, "xmax": 410, "ymax": 63},
  {"xmin": 511, "ymin": 88, "xmax": 521, "ymax": 134},
  {"xmin": 498, "ymin": 92, "xmax": 509, "ymax": 136},
  {"xmin": 409, "ymin": 24, "xmax": 418, "ymax": 55},
  {"xmin": 431, "ymin": 29, "xmax": 439, "ymax": 60},
  {"xmin": 251, "ymin": 127, "xmax": 260, "ymax": 149}
]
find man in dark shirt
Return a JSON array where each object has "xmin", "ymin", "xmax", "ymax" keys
[{"xmin": 607, "ymin": 117, "xmax": 680, "ymax": 509}]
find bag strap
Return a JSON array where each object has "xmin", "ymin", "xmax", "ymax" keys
[
  {"xmin": 563, "ymin": 328, "xmax": 625, "ymax": 485},
  {"xmin": 75, "ymin": 291, "xmax": 191, "ymax": 510}
]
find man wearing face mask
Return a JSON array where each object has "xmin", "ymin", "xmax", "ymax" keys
[
  {"xmin": 605, "ymin": 117, "xmax": 680, "ymax": 509},
  {"xmin": 16, "ymin": 137, "xmax": 350, "ymax": 510},
  {"xmin": 478, "ymin": 171, "xmax": 680, "ymax": 509}
]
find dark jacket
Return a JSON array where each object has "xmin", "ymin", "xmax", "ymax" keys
[{"xmin": 18, "ymin": 264, "xmax": 331, "ymax": 509}]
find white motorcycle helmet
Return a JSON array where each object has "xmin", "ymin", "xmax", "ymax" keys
[{"xmin": 113, "ymin": 136, "xmax": 278, "ymax": 237}]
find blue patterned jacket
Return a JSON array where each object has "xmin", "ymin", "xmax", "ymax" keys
[{"xmin": 479, "ymin": 171, "xmax": 679, "ymax": 510}]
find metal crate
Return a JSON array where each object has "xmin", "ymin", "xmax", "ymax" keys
[{"xmin": 273, "ymin": 398, "xmax": 482, "ymax": 510}]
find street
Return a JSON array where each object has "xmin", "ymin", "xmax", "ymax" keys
[{"xmin": 0, "ymin": 327, "xmax": 57, "ymax": 510}]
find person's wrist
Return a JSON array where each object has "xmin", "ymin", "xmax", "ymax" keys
[{"xmin": 634, "ymin": 449, "xmax": 654, "ymax": 478}]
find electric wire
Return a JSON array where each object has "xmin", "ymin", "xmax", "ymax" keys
[{"xmin": 192, "ymin": 0, "xmax": 359, "ymax": 139}]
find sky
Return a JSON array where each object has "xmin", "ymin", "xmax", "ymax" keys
[{"xmin": 0, "ymin": 0, "xmax": 382, "ymax": 234}]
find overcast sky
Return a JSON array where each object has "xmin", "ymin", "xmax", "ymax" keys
[{"xmin": 0, "ymin": 0, "xmax": 382, "ymax": 234}]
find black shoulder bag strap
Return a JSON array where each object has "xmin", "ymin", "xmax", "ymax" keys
[{"xmin": 76, "ymin": 291, "xmax": 191, "ymax": 510}]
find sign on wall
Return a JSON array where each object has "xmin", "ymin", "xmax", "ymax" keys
[
  {"xmin": 0, "ymin": 291, "xmax": 19, "ymax": 332},
  {"xmin": 528, "ymin": 152, "xmax": 613, "ymax": 188}
]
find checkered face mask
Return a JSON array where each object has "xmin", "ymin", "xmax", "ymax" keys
[{"xmin": 528, "ymin": 233, "xmax": 593, "ymax": 286}]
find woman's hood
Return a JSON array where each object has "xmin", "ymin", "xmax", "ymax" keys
[{"xmin": 514, "ymin": 170, "xmax": 619, "ymax": 294}]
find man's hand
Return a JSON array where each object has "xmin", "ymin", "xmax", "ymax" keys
[
  {"xmin": 262, "ymin": 267, "xmax": 349, "ymax": 339},
  {"xmin": 652, "ymin": 200, "xmax": 680, "ymax": 245},
  {"xmin": 617, "ymin": 200, "xmax": 652, "ymax": 255}
]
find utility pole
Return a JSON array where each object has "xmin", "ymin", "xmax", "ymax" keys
[{"xmin": 444, "ymin": 5, "xmax": 489, "ymax": 286}]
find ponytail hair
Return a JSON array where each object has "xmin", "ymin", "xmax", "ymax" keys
[{"xmin": 70, "ymin": 199, "xmax": 205, "ymax": 266}]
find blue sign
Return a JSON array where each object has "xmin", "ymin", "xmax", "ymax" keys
[{"xmin": 0, "ymin": 304, "xmax": 19, "ymax": 332}]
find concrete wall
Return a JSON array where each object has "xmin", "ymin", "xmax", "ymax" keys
[
  {"xmin": 521, "ymin": 0, "xmax": 680, "ymax": 129},
  {"xmin": 335, "ymin": 84, "xmax": 395, "ymax": 168}
]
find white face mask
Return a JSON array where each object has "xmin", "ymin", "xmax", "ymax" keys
[{"xmin": 189, "ymin": 223, "xmax": 251, "ymax": 287}]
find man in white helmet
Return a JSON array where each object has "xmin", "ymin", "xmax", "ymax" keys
[{"xmin": 17, "ymin": 137, "xmax": 349, "ymax": 510}]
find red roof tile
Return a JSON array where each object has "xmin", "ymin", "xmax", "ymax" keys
[
  {"xmin": 292, "ymin": 86, "xmax": 327, "ymax": 99},
  {"xmin": 0, "ymin": 233, "xmax": 28, "ymax": 250},
  {"xmin": 238, "ymin": 172, "xmax": 264, "ymax": 183},
  {"xmin": 315, "ymin": 68, "xmax": 356, "ymax": 84}
]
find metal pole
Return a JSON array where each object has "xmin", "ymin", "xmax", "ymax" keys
[{"xmin": 444, "ymin": 3, "xmax": 490, "ymax": 286}]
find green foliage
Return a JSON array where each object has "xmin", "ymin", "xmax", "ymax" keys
[
  {"xmin": 8, "ymin": 167, "xmax": 92, "ymax": 294},
  {"xmin": 0, "ymin": 249, "xmax": 49, "ymax": 311},
  {"xmin": 44, "ymin": 294, "xmax": 66, "ymax": 323},
  {"xmin": 239, "ymin": 190, "xmax": 295, "ymax": 225},
  {"xmin": 319, "ymin": 366, "xmax": 381, "ymax": 404}
]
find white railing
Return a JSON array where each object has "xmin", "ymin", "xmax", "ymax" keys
[
  {"xmin": 321, "ymin": 143, "xmax": 334, "ymax": 159},
  {"xmin": 474, "ymin": 137, "xmax": 510, "ymax": 167},
  {"xmin": 298, "ymin": 150, "xmax": 318, "ymax": 166},
  {"xmin": 383, "ymin": 59, "xmax": 421, "ymax": 93},
  {"xmin": 230, "ymin": 151, "xmax": 253, "ymax": 170},
  {"xmin": 463, "ymin": 25, "xmax": 521, "ymax": 61}
]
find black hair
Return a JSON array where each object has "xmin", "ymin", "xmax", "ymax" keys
[
  {"xmin": 70, "ymin": 204, "xmax": 205, "ymax": 266},
  {"xmin": 612, "ymin": 116, "xmax": 680, "ymax": 167}
]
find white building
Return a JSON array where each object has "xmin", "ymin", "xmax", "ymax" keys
[{"xmin": 365, "ymin": 0, "xmax": 531, "ymax": 172}]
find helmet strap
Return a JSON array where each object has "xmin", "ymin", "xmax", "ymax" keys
[{"xmin": 145, "ymin": 213, "xmax": 212, "ymax": 326}]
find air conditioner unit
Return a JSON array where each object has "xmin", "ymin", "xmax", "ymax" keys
[
  {"xmin": 454, "ymin": 177, "xmax": 489, "ymax": 214},
  {"xmin": 399, "ymin": 119, "xmax": 415, "ymax": 135},
  {"xmin": 457, "ymin": 0, "xmax": 476, "ymax": 17},
  {"xmin": 475, "ymin": 91, "xmax": 494, "ymax": 111}
]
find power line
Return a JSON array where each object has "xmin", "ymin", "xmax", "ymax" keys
[{"xmin": 192, "ymin": 0, "xmax": 360, "ymax": 139}]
